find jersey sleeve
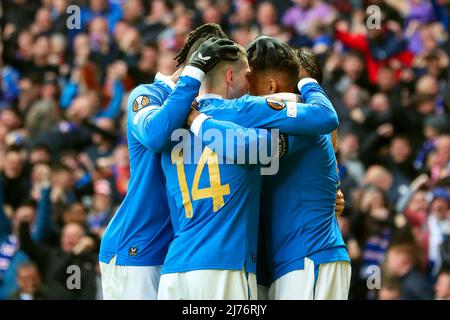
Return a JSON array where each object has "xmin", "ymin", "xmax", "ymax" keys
[
  {"xmin": 192, "ymin": 116, "xmax": 289, "ymax": 165},
  {"xmin": 228, "ymin": 80, "xmax": 339, "ymax": 135},
  {"xmin": 128, "ymin": 67, "xmax": 204, "ymax": 152}
]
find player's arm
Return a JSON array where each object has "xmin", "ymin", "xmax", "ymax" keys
[
  {"xmin": 189, "ymin": 112, "xmax": 286, "ymax": 164},
  {"xmin": 242, "ymin": 78, "xmax": 339, "ymax": 135},
  {"xmin": 189, "ymin": 79, "xmax": 338, "ymax": 137},
  {"xmin": 189, "ymin": 110, "xmax": 313, "ymax": 164},
  {"xmin": 129, "ymin": 69, "xmax": 204, "ymax": 152},
  {"xmin": 130, "ymin": 38, "xmax": 240, "ymax": 152}
]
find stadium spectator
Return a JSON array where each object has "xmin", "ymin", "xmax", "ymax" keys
[
  {"xmin": 435, "ymin": 267, "xmax": 450, "ymax": 299},
  {"xmin": 9, "ymin": 262, "xmax": 47, "ymax": 300},
  {"xmin": 0, "ymin": 176, "xmax": 52, "ymax": 300},
  {"xmin": 19, "ymin": 221, "xmax": 99, "ymax": 299},
  {"xmin": 385, "ymin": 242, "xmax": 434, "ymax": 299},
  {"xmin": 377, "ymin": 272, "xmax": 401, "ymax": 300},
  {"xmin": 427, "ymin": 187, "xmax": 450, "ymax": 276},
  {"xmin": 1, "ymin": 147, "xmax": 31, "ymax": 209}
]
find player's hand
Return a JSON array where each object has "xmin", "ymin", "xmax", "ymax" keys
[
  {"xmin": 185, "ymin": 107, "xmax": 200, "ymax": 127},
  {"xmin": 188, "ymin": 37, "xmax": 240, "ymax": 73},
  {"xmin": 335, "ymin": 189, "xmax": 345, "ymax": 217},
  {"xmin": 246, "ymin": 36, "xmax": 291, "ymax": 62}
]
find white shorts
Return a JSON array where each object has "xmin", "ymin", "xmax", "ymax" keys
[
  {"xmin": 268, "ymin": 257, "xmax": 351, "ymax": 300},
  {"xmin": 99, "ymin": 256, "xmax": 161, "ymax": 300},
  {"xmin": 158, "ymin": 269, "xmax": 257, "ymax": 300}
]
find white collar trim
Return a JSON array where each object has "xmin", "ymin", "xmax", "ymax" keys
[{"xmin": 155, "ymin": 72, "xmax": 176, "ymax": 90}]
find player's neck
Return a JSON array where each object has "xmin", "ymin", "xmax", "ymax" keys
[{"xmin": 199, "ymin": 84, "xmax": 228, "ymax": 99}]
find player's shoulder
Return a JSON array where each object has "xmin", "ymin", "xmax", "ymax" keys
[
  {"xmin": 221, "ymin": 95, "xmax": 260, "ymax": 111},
  {"xmin": 234, "ymin": 93, "xmax": 301, "ymax": 112},
  {"xmin": 128, "ymin": 82, "xmax": 165, "ymax": 101},
  {"xmin": 127, "ymin": 82, "xmax": 168, "ymax": 113},
  {"xmin": 267, "ymin": 93, "xmax": 301, "ymax": 102}
]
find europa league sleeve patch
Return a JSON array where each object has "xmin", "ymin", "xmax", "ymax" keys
[
  {"xmin": 266, "ymin": 98, "xmax": 286, "ymax": 110},
  {"xmin": 133, "ymin": 95, "xmax": 151, "ymax": 112}
]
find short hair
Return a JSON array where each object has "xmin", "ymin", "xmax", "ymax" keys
[
  {"xmin": 203, "ymin": 44, "xmax": 248, "ymax": 89},
  {"xmin": 5, "ymin": 144, "xmax": 23, "ymax": 155},
  {"xmin": 247, "ymin": 42, "xmax": 299, "ymax": 82},
  {"xmin": 174, "ymin": 23, "xmax": 228, "ymax": 68},
  {"xmin": 296, "ymin": 47, "xmax": 323, "ymax": 84},
  {"xmin": 438, "ymin": 265, "xmax": 450, "ymax": 276},
  {"xmin": 31, "ymin": 143, "xmax": 51, "ymax": 153},
  {"xmin": 388, "ymin": 242, "xmax": 421, "ymax": 266},
  {"xmin": 53, "ymin": 163, "xmax": 72, "ymax": 173},
  {"xmin": 17, "ymin": 262, "xmax": 39, "ymax": 276},
  {"xmin": 391, "ymin": 134, "xmax": 411, "ymax": 144}
]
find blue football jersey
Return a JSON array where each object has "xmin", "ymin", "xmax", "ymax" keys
[
  {"xmin": 261, "ymin": 133, "xmax": 350, "ymax": 282},
  {"xmin": 160, "ymin": 82, "xmax": 339, "ymax": 274},
  {"xmin": 160, "ymin": 105, "xmax": 269, "ymax": 274},
  {"xmin": 99, "ymin": 71, "xmax": 203, "ymax": 266},
  {"xmin": 186, "ymin": 81, "xmax": 348, "ymax": 283}
]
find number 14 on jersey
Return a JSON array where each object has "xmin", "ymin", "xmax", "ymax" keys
[{"xmin": 171, "ymin": 147, "xmax": 230, "ymax": 218}]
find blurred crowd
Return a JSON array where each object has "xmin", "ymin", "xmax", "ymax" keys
[{"xmin": 0, "ymin": 0, "xmax": 449, "ymax": 300}]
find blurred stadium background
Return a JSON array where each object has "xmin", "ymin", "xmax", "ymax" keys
[{"xmin": 0, "ymin": 0, "xmax": 450, "ymax": 300}]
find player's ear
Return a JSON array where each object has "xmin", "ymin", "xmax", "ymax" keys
[
  {"xmin": 267, "ymin": 78, "xmax": 279, "ymax": 94},
  {"xmin": 225, "ymin": 67, "xmax": 234, "ymax": 86}
]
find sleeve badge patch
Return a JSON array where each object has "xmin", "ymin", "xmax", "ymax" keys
[
  {"xmin": 133, "ymin": 95, "xmax": 151, "ymax": 112},
  {"xmin": 266, "ymin": 98, "xmax": 286, "ymax": 110}
]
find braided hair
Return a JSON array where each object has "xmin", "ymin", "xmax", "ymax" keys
[
  {"xmin": 296, "ymin": 47, "xmax": 323, "ymax": 85},
  {"xmin": 174, "ymin": 23, "xmax": 228, "ymax": 68}
]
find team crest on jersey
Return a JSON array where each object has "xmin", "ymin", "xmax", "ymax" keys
[
  {"xmin": 266, "ymin": 98, "xmax": 286, "ymax": 110},
  {"xmin": 133, "ymin": 95, "xmax": 151, "ymax": 112},
  {"xmin": 128, "ymin": 247, "xmax": 139, "ymax": 256}
]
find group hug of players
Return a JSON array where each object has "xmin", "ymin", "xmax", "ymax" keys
[{"xmin": 98, "ymin": 23, "xmax": 351, "ymax": 300}]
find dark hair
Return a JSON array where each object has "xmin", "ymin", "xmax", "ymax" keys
[
  {"xmin": 31, "ymin": 143, "xmax": 51, "ymax": 153},
  {"xmin": 435, "ymin": 176, "xmax": 450, "ymax": 188},
  {"xmin": 174, "ymin": 23, "xmax": 228, "ymax": 68},
  {"xmin": 296, "ymin": 47, "xmax": 323, "ymax": 84},
  {"xmin": 5, "ymin": 144, "xmax": 23, "ymax": 154},
  {"xmin": 53, "ymin": 163, "xmax": 72, "ymax": 173},
  {"xmin": 346, "ymin": 50, "xmax": 364, "ymax": 62},
  {"xmin": 247, "ymin": 43, "xmax": 299, "ymax": 81},
  {"xmin": 412, "ymin": 93, "xmax": 436, "ymax": 108},
  {"xmin": 17, "ymin": 198, "xmax": 38, "ymax": 210},
  {"xmin": 438, "ymin": 264, "xmax": 450, "ymax": 276},
  {"xmin": 391, "ymin": 134, "xmax": 411, "ymax": 144}
]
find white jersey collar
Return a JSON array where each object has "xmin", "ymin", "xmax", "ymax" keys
[{"xmin": 154, "ymin": 72, "xmax": 176, "ymax": 90}]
